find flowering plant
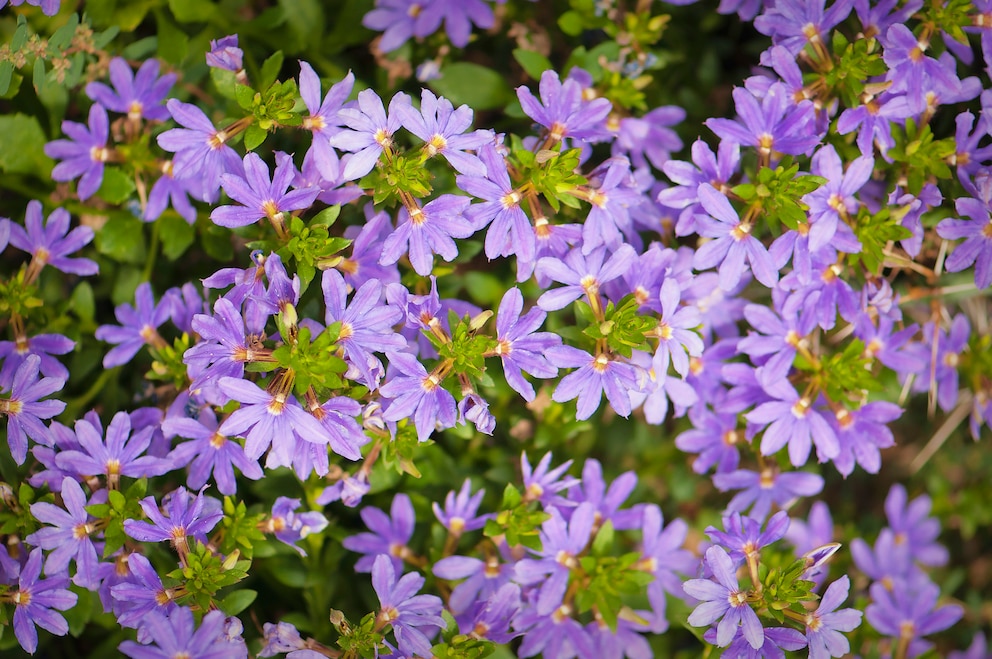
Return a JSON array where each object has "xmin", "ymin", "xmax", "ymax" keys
[{"xmin": 0, "ymin": 0, "xmax": 989, "ymax": 657}]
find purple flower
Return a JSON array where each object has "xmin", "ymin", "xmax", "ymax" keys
[
  {"xmin": 683, "ymin": 545, "xmax": 764, "ymax": 649},
  {"xmin": 164, "ymin": 409, "xmax": 263, "ymax": 495},
  {"xmin": 675, "ymin": 406, "xmax": 744, "ymax": 474},
  {"xmin": 432, "ymin": 479, "xmax": 489, "ymax": 534},
  {"xmin": 417, "ymin": 0, "xmax": 494, "ymax": 48},
  {"xmin": 580, "ymin": 157, "xmax": 644, "ymax": 254},
  {"xmin": 492, "ymin": 287, "xmax": 560, "ymax": 401},
  {"xmin": 212, "ymin": 152, "xmax": 320, "ymax": 229},
  {"xmin": 362, "ymin": 0, "xmax": 437, "ymax": 52},
  {"xmin": 693, "ymin": 184, "xmax": 779, "ymax": 290},
  {"xmin": 86, "ymin": 57, "xmax": 176, "ymax": 122},
  {"xmin": 613, "ymin": 105, "xmax": 685, "ymax": 170},
  {"xmin": 25, "ymin": 476, "xmax": 102, "ymax": 589},
  {"xmin": 205, "ymin": 35, "xmax": 243, "ymax": 72},
  {"xmin": 183, "ymin": 296, "xmax": 254, "ymax": 395},
  {"xmin": 119, "ymin": 607, "xmax": 246, "ymax": 659},
  {"xmin": 264, "ymin": 497, "xmax": 329, "ymax": 556},
  {"xmin": 909, "ymin": 316, "xmax": 969, "ymax": 413},
  {"xmin": 881, "ymin": 24, "xmax": 959, "ymax": 114},
  {"xmin": 639, "ymin": 504, "xmax": 695, "ymax": 632},
  {"xmin": 379, "ymin": 194, "xmax": 475, "ymax": 276},
  {"xmin": 746, "ymin": 370, "xmax": 839, "ymax": 467},
  {"xmin": 157, "ymin": 99, "xmax": 243, "ymax": 202},
  {"xmin": 659, "ymin": 138, "xmax": 740, "ymax": 236},
  {"xmin": 514, "ymin": 503, "xmax": 595, "ymax": 615},
  {"xmin": 459, "ymin": 143, "xmax": 536, "ymax": 264},
  {"xmin": 9, "ymin": 201, "xmax": 98, "ymax": 277},
  {"xmin": 124, "ymin": 487, "xmax": 223, "ymax": 553},
  {"xmin": 521, "ymin": 451, "xmax": 579, "ymax": 506},
  {"xmin": 298, "ymin": 63, "xmax": 353, "ymax": 150},
  {"xmin": 322, "ymin": 268, "xmax": 405, "ymax": 388},
  {"xmin": 371, "ymin": 554, "xmax": 445, "ymax": 658},
  {"xmin": 537, "ymin": 244, "xmax": 636, "ymax": 312},
  {"xmin": 884, "ymin": 484, "xmax": 948, "ymax": 568},
  {"xmin": 938, "ymin": 170, "xmax": 992, "ymax": 288},
  {"xmin": 566, "ymin": 458, "xmax": 641, "ymax": 530},
  {"xmin": 513, "ymin": 604, "xmax": 595, "ymax": 659},
  {"xmin": 653, "ymin": 278, "xmax": 704, "ymax": 377},
  {"xmin": 705, "ymin": 625, "xmax": 807, "ymax": 658},
  {"xmin": 145, "ymin": 160, "xmax": 198, "ymax": 223},
  {"xmin": 713, "ymin": 465, "xmax": 824, "ymax": 521},
  {"xmin": 754, "ymin": 0, "xmax": 855, "ymax": 55},
  {"xmin": 865, "ymin": 580, "xmax": 963, "ymax": 658},
  {"xmin": 706, "ymin": 84, "xmax": 821, "ymax": 160},
  {"xmin": 329, "ymin": 90, "xmax": 409, "ymax": 181},
  {"xmin": 379, "ymin": 352, "xmax": 458, "ymax": 441},
  {"xmin": 216, "ymin": 377, "xmax": 332, "ymax": 464},
  {"xmin": 548, "ymin": 346, "xmax": 641, "ymax": 420},
  {"xmin": 517, "ymin": 70, "xmax": 612, "ymax": 144},
  {"xmin": 340, "ymin": 205, "xmax": 402, "ymax": 289},
  {"xmin": 110, "ymin": 552, "xmax": 179, "ymax": 633},
  {"xmin": 707, "ymin": 510, "xmax": 790, "ymax": 566},
  {"xmin": 829, "ymin": 401, "xmax": 900, "ymax": 477},
  {"xmin": 8, "ymin": 549, "xmax": 77, "ymax": 655},
  {"xmin": 44, "ymin": 103, "xmax": 111, "ymax": 200},
  {"xmin": 804, "ymin": 575, "xmax": 862, "ymax": 659},
  {"xmin": 343, "ymin": 493, "xmax": 417, "ymax": 573},
  {"xmin": 836, "ymin": 91, "xmax": 912, "ymax": 158},
  {"xmin": 0, "ymin": 332, "xmax": 73, "ymax": 387},
  {"xmin": 398, "ymin": 89, "xmax": 492, "ymax": 174},
  {"xmin": 95, "ymin": 282, "xmax": 172, "ymax": 368},
  {"xmin": 1, "ymin": 354, "xmax": 66, "ymax": 464}
]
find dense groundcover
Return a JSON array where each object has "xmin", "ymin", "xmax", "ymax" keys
[{"xmin": 0, "ymin": 0, "xmax": 990, "ymax": 657}]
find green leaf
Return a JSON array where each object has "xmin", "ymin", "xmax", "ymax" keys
[
  {"xmin": 259, "ymin": 51, "xmax": 285, "ymax": 90},
  {"xmin": 210, "ymin": 67, "xmax": 239, "ymax": 100},
  {"xmin": 278, "ymin": 0, "xmax": 325, "ymax": 52},
  {"xmin": 311, "ymin": 205, "xmax": 340, "ymax": 227},
  {"xmin": 158, "ymin": 213, "xmax": 196, "ymax": 260},
  {"xmin": 155, "ymin": 10, "xmax": 189, "ymax": 65},
  {"xmin": 32, "ymin": 59, "xmax": 46, "ymax": 94},
  {"xmin": 97, "ymin": 167, "xmax": 137, "ymax": 205},
  {"xmin": 0, "ymin": 62, "xmax": 15, "ymax": 97},
  {"xmin": 512, "ymin": 49, "xmax": 553, "ymax": 80},
  {"xmin": 69, "ymin": 282, "xmax": 96, "ymax": 324},
  {"xmin": 235, "ymin": 84, "xmax": 257, "ymax": 111},
  {"xmin": 558, "ymin": 11, "xmax": 584, "ymax": 36},
  {"xmin": 429, "ymin": 63, "xmax": 512, "ymax": 111},
  {"xmin": 0, "ymin": 114, "xmax": 52, "ymax": 176},
  {"xmin": 49, "ymin": 14, "xmax": 79, "ymax": 51},
  {"xmin": 243, "ymin": 123, "xmax": 267, "ymax": 151},
  {"xmin": 168, "ymin": 0, "xmax": 216, "ymax": 22},
  {"xmin": 219, "ymin": 589, "xmax": 257, "ymax": 615},
  {"xmin": 96, "ymin": 214, "xmax": 147, "ymax": 264}
]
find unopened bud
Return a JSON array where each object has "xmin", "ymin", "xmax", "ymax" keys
[{"xmin": 469, "ymin": 310, "xmax": 493, "ymax": 332}]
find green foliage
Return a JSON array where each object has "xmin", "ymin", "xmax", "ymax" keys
[
  {"xmin": 429, "ymin": 63, "xmax": 512, "ymax": 111},
  {"xmin": 147, "ymin": 333, "xmax": 193, "ymax": 391},
  {"xmin": 483, "ymin": 484, "xmax": 549, "ymax": 550},
  {"xmin": 759, "ymin": 555, "xmax": 817, "ymax": 624},
  {"xmin": 800, "ymin": 337, "xmax": 882, "ymax": 404},
  {"xmin": 0, "ymin": 271, "xmax": 43, "ymax": 320},
  {"xmin": 0, "ymin": 483, "xmax": 41, "ymax": 539},
  {"xmin": 582, "ymin": 296, "xmax": 659, "ymax": 359},
  {"xmin": 435, "ymin": 311, "xmax": 497, "ymax": 382},
  {"xmin": 573, "ymin": 522, "xmax": 655, "ymax": 631},
  {"xmin": 889, "ymin": 119, "xmax": 956, "ymax": 195},
  {"xmin": 825, "ymin": 32, "xmax": 887, "ymax": 108},
  {"xmin": 217, "ymin": 497, "xmax": 267, "ymax": 561},
  {"xmin": 270, "ymin": 326, "xmax": 348, "ymax": 397},
  {"xmin": 379, "ymin": 424, "xmax": 432, "ymax": 478},
  {"xmin": 732, "ymin": 162, "xmax": 826, "ymax": 231},
  {"xmin": 848, "ymin": 206, "xmax": 914, "ymax": 274},
  {"xmin": 168, "ymin": 539, "xmax": 252, "ymax": 612},
  {"xmin": 332, "ymin": 610, "xmax": 387, "ymax": 659},
  {"xmin": 364, "ymin": 154, "xmax": 434, "ymax": 206},
  {"xmin": 508, "ymin": 137, "xmax": 587, "ymax": 212},
  {"xmin": 281, "ymin": 214, "xmax": 351, "ymax": 291},
  {"xmin": 89, "ymin": 479, "xmax": 148, "ymax": 557}
]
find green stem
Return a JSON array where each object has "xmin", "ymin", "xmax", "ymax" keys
[{"xmin": 141, "ymin": 219, "xmax": 160, "ymax": 283}]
